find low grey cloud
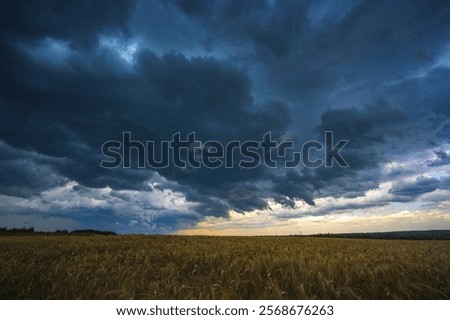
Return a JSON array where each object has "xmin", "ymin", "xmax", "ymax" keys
[
  {"xmin": 428, "ymin": 150, "xmax": 450, "ymax": 167},
  {"xmin": 389, "ymin": 176, "xmax": 442, "ymax": 202}
]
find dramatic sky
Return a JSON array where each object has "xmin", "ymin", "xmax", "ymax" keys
[{"xmin": 1, "ymin": 0, "xmax": 450, "ymax": 235}]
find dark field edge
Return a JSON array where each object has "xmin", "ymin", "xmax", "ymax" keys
[
  {"xmin": 301, "ymin": 230, "xmax": 450, "ymax": 240},
  {"xmin": 0, "ymin": 227, "xmax": 116, "ymax": 236}
]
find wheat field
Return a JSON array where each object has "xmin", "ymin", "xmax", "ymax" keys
[{"xmin": 0, "ymin": 235, "xmax": 449, "ymax": 299}]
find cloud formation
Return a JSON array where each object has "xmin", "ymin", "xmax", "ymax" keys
[{"xmin": 1, "ymin": 0, "xmax": 450, "ymax": 233}]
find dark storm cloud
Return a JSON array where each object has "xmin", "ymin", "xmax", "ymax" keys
[
  {"xmin": 271, "ymin": 102, "xmax": 408, "ymax": 205},
  {"xmin": 389, "ymin": 176, "xmax": 441, "ymax": 201},
  {"xmin": 1, "ymin": 0, "xmax": 450, "ymax": 232},
  {"xmin": 0, "ymin": 0, "xmax": 136, "ymax": 49},
  {"xmin": 162, "ymin": 0, "xmax": 450, "ymax": 96},
  {"xmin": 428, "ymin": 150, "xmax": 450, "ymax": 167},
  {"xmin": 264, "ymin": 102, "xmax": 406, "ymax": 208},
  {"xmin": 0, "ymin": 0, "xmax": 294, "ymax": 219},
  {"xmin": 0, "ymin": 142, "xmax": 67, "ymax": 197},
  {"xmin": 143, "ymin": 0, "xmax": 450, "ymax": 162},
  {"xmin": 0, "ymin": 43, "xmax": 292, "ymax": 214},
  {"xmin": 168, "ymin": 0, "xmax": 301, "ymax": 56}
]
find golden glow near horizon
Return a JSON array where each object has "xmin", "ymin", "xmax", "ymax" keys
[{"xmin": 178, "ymin": 209, "xmax": 450, "ymax": 236}]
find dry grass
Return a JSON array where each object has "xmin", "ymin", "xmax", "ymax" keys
[{"xmin": 0, "ymin": 235, "xmax": 449, "ymax": 299}]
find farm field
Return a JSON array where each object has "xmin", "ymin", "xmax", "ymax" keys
[{"xmin": 0, "ymin": 235, "xmax": 449, "ymax": 299}]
